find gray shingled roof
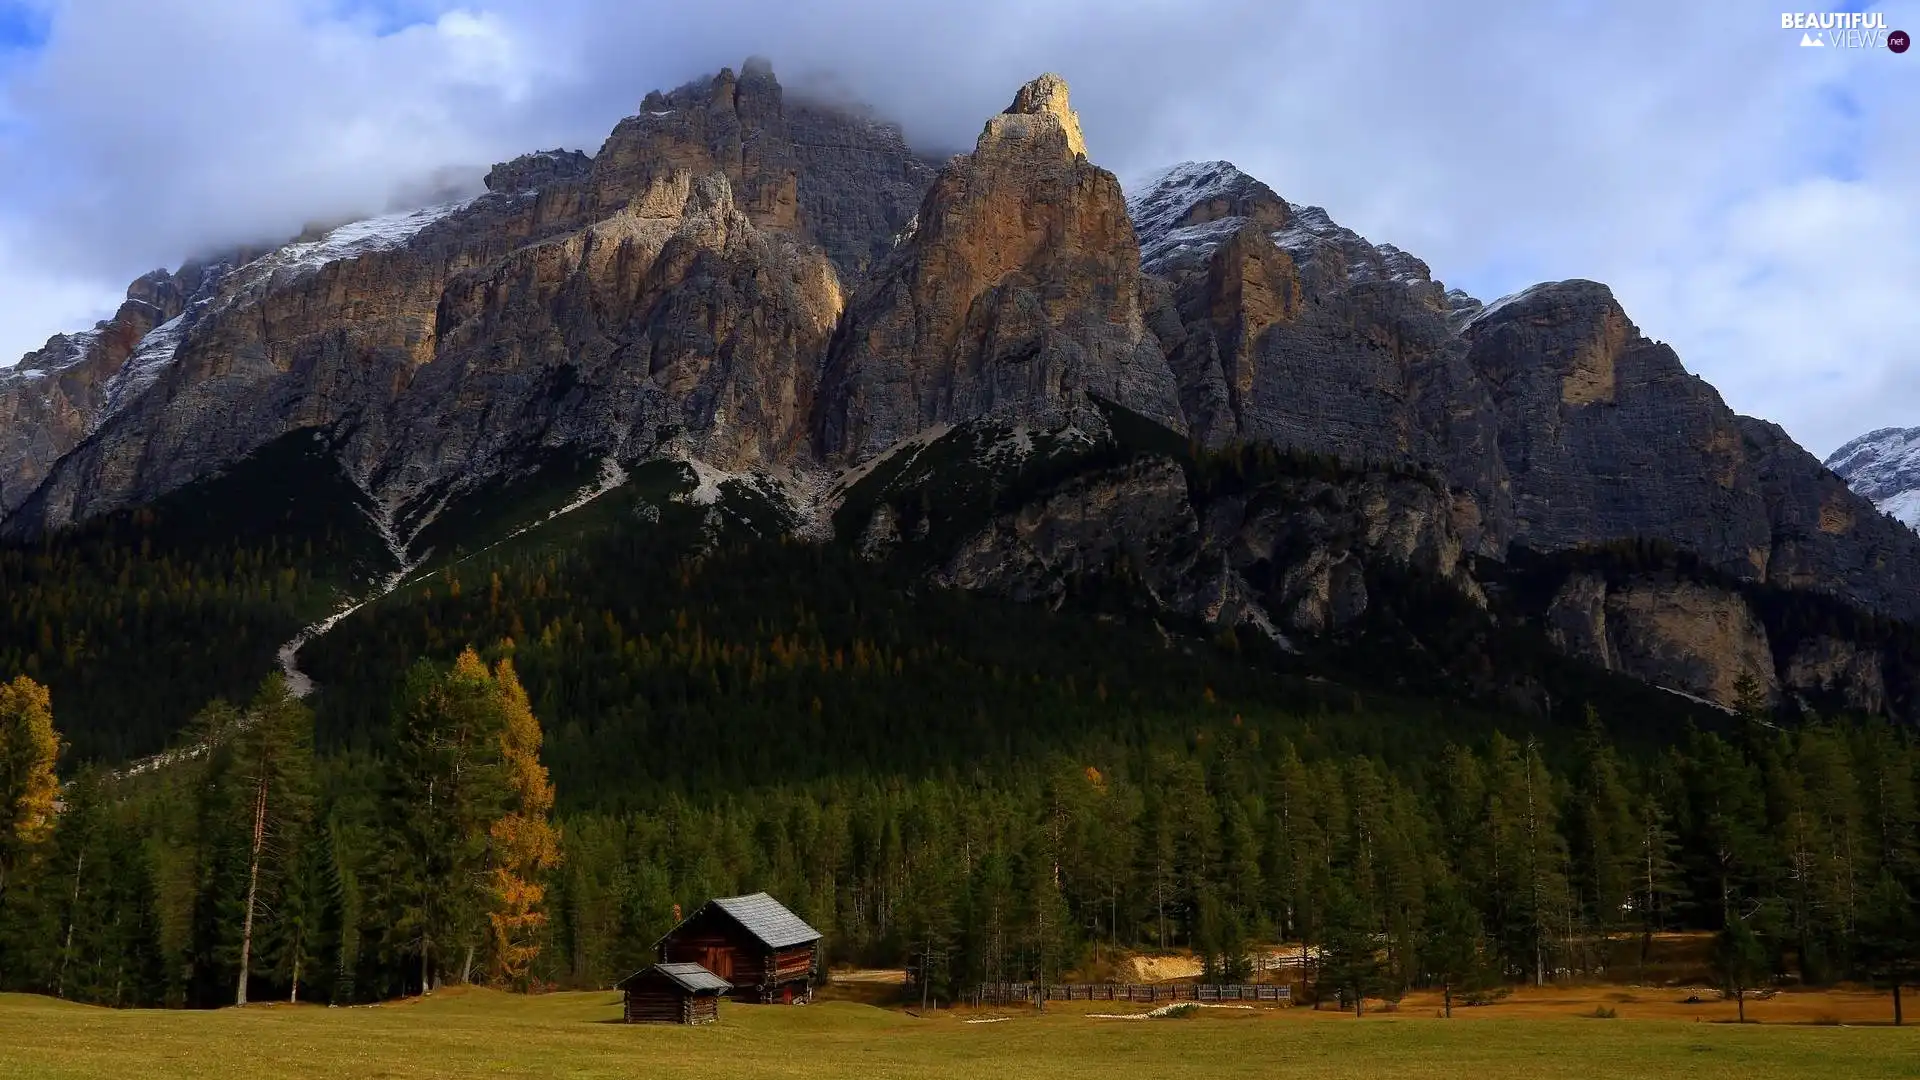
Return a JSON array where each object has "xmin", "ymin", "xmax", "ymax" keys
[
  {"xmin": 619, "ymin": 962, "xmax": 732, "ymax": 993},
  {"xmin": 712, "ymin": 892, "xmax": 821, "ymax": 949}
]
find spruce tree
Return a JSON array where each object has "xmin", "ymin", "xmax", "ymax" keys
[
  {"xmin": 1713, "ymin": 914, "xmax": 1768, "ymax": 1023},
  {"xmin": 230, "ymin": 676, "xmax": 315, "ymax": 1006},
  {"xmin": 1859, "ymin": 872, "xmax": 1919, "ymax": 1025},
  {"xmin": 1568, "ymin": 707, "xmax": 1637, "ymax": 968},
  {"xmin": 384, "ymin": 649, "xmax": 510, "ymax": 993},
  {"xmin": 1316, "ymin": 880, "xmax": 1380, "ymax": 1016},
  {"xmin": 1422, "ymin": 881, "xmax": 1486, "ymax": 1017}
]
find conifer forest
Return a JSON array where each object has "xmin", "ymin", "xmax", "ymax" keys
[{"xmin": 1, "ymin": 449, "xmax": 1918, "ymax": 1017}]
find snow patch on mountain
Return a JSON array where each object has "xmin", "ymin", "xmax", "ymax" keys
[
  {"xmin": 1125, "ymin": 160, "xmax": 1463, "ymax": 301},
  {"xmin": 1273, "ymin": 204, "xmax": 1417, "ymax": 285},
  {"xmin": 1826, "ymin": 426, "xmax": 1920, "ymax": 532},
  {"xmin": 1125, "ymin": 161, "xmax": 1244, "ymax": 240},
  {"xmin": 1125, "ymin": 161, "xmax": 1277, "ymax": 274},
  {"xmin": 1455, "ymin": 281, "xmax": 1563, "ymax": 332},
  {"xmin": 234, "ymin": 198, "xmax": 476, "ymax": 290},
  {"xmin": 97, "ymin": 314, "xmax": 186, "ymax": 424}
]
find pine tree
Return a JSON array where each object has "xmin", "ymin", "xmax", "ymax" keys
[
  {"xmin": 1483, "ymin": 734, "xmax": 1571, "ymax": 985},
  {"xmin": 185, "ymin": 698, "xmax": 252, "ymax": 1007},
  {"xmin": 1317, "ymin": 879, "xmax": 1380, "ymax": 1015},
  {"xmin": 385, "ymin": 649, "xmax": 510, "ymax": 994},
  {"xmin": 1568, "ymin": 708, "xmax": 1637, "ymax": 966},
  {"xmin": 485, "ymin": 656, "xmax": 561, "ymax": 989},
  {"xmin": 1858, "ymin": 872, "xmax": 1919, "ymax": 1025},
  {"xmin": 1630, "ymin": 786, "xmax": 1686, "ymax": 971},
  {"xmin": 1713, "ymin": 914, "xmax": 1768, "ymax": 1023},
  {"xmin": 1422, "ymin": 881, "xmax": 1486, "ymax": 1018},
  {"xmin": 230, "ymin": 676, "xmax": 315, "ymax": 1005}
]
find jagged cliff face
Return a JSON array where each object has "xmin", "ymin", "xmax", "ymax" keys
[
  {"xmin": 1460, "ymin": 281, "xmax": 1773, "ymax": 580},
  {"xmin": 3, "ymin": 59, "xmax": 937, "ymax": 536},
  {"xmin": 1545, "ymin": 573, "xmax": 1778, "ymax": 708},
  {"xmin": 4, "ymin": 66, "xmax": 1919, "ymax": 721},
  {"xmin": 816, "ymin": 74, "xmax": 1184, "ymax": 462},
  {"xmin": 1125, "ymin": 161, "xmax": 1920, "ymax": 624}
]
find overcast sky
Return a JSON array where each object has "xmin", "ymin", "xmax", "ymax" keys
[{"xmin": 0, "ymin": 0, "xmax": 1913, "ymax": 457}]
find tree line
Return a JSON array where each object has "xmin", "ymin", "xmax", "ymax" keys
[
  {"xmin": 0, "ymin": 649, "xmax": 558, "ymax": 1008},
  {"xmin": 4, "ymin": 661, "xmax": 1918, "ymax": 1021}
]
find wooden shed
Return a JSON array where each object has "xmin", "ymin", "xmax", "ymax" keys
[
  {"xmin": 655, "ymin": 892, "xmax": 822, "ymax": 1004},
  {"xmin": 616, "ymin": 962, "xmax": 731, "ymax": 1024}
]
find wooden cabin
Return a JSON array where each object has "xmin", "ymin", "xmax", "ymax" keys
[
  {"xmin": 616, "ymin": 962, "xmax": 730, "ymax": 1024},
  {"xmin": 655, "ymin": 892, "xmax": 822, "ymax": 1004}
]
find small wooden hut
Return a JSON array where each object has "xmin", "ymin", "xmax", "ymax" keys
[
  {"xmin": 616, "ymin": 962, "xmax": 731, "ymax": 1024},
  {"xmin": 655, "ymin": 892, "xmax": 822, "ymax": 1004}
]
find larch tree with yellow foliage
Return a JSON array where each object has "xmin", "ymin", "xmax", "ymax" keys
[
  {"xmin": 0, "ymin": 675, "xmax": 61, "ymax": 905},
  {"xmin": 484, "ymin": 654, "xmax": 561, "ymax": 989}
]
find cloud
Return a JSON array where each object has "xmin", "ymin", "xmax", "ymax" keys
[{"xmin": 0, "ymin": 0, "xmax": 1912, "ymax": 458}]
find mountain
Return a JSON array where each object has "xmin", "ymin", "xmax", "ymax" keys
[
  {"xmin": 5, "ymin": 62, "xmax": 1920, "ymax": 760},
  {"xmin": 1828, "ymin": 427, "xmax": 1920, "ymax": 533}
]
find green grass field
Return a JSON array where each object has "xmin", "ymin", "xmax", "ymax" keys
[{"xmin": 3, "ymin": 989, "xmax": 1917, "ymax": 1080}]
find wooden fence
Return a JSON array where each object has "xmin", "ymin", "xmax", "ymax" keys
[{"xmin": 973, "ymin": 982, "xmax": 1291, "ymax": 1006}]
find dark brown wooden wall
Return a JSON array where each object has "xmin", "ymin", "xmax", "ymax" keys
[
  {"xmin": 623, "ymin": 984, "xmax": 720, "ymax": 1025},
  {"xmin": 656, "ymin": 909, "xmax": 819, "ymax": 1003}
]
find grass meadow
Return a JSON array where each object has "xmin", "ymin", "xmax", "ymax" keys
[{"xmin": 3, "ymin": 985, "xmax": 1919, "ymax": 1080}]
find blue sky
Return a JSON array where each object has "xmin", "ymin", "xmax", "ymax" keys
[
  {"xmin": 0, "ymin": 0, "xmax": 1914, "ymax": 458},
  {"xmin": 0, "ymin": 4, "xmax": 47, "ymax": 50}
]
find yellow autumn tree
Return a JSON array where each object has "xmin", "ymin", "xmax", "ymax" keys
[
  {"xmin": 0, "ymin": 674, "xmax": 61, "ymax": 901},
  {"xmin": 485, "ymin": 655, "xmax": 561, "ymax": 988}
]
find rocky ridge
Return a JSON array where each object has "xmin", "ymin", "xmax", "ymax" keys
[{"xmin": 5, "ymin": 65, "xmax": 1920, "ymax": 719}]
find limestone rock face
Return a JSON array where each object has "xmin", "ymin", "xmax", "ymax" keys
[
  {"xmin": 1130, "ymin": 161, "xmax": 1509, "ymax": 554},
  {"xmin": 390, "ymin": 170, "xmax": 843, "ymax": 492},
  {"xmin": 1129, "ymin": 160, "xmax": 1920, "ymax": 624},
  {"xmin": 592, "ymin": 61, "xmax": 803, "ymax": 233},
  {"xmin": 1605, "ymin": 581, "xmax": 1778, "ymax": 709},
  {"xmin": 1783, "ymin": 635, "xmax": 1888, "ymax": 716},
  {"xmin": 484, "ymin": 149, "xmax": 593, "ymax": 195},
  {"xmin": 937, "ymin": 456, "xmax": 1200, "ymax": 604},
  {"xmin": 3, "ymin": 58, "xmax": 921, "ymax": 535},
  {"xmin": 0, "ymin": 271, "xmax": 196, "ymax": 516},
  {"xmin": 1462, "ymin": 281, "xmax": 1774, "ymax": 582},
  {"xmin": 787, "ymin": 101, "xmax": 937, "ymax": 281},
  {"xmin": 1743, "ymin": 417, "xmax": 1920, "ymax": 621},
  {"xmin": 1544, "ymin": 574, "xmax": 1776, "ymax": 709},
  {"xmin": 13, "ymin": 193, "xmax": 546, "ymax": 532},
  {"xmin": 816, "ymin": 74, "xmax": 1186, "ymax": 463},
  {"xmin": 928, "ymin": 419, "xmax": 1475, "ymax": 648},
  {"xmin": 1201, "ymin": 470, "xmax": 1479, "ymax": 635}
]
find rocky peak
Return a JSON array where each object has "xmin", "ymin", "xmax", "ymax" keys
[
  {"xmin": 1126, "ymin": 160, "xmax": 1450, "ymax": 308},
  {"xmin": 1126, "ymin": 161, "xmax": 1291, "ymax": 275},
  {"xmin": 0, "ymin": 266, "xmax": 203, "ymax": 516},
  {"xmin": 1826, "ymin": 426, "xmax": 1920, "ymax": 532},
  {"xmin": 603, "ymin": 59, "xmax": 936, "ymax": 283},
  {"xmin": 994, "ymin": 72, "xmax": 1088, "ymax": 159},
  {"xmin": 590, "ymin": 62, "xmax": 802, "ymax": 233},
  {"xmin": 1459, "ymin": 279, "xmax": 1631, "ymax": 405},
  {"xmin": 815, "ymin": 73, "xmax": 1183, "ymax": 462}
]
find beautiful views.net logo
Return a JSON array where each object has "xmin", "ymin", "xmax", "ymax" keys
[{"xmin": 1782, "ymin": 11, "xmax": 1911, "ymax": 50}]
